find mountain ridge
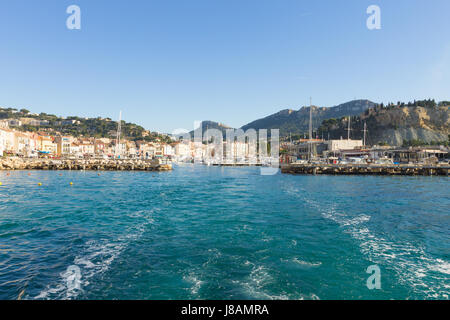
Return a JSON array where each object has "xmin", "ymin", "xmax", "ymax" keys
[
  {"xmin": 193, "ymin": 100, "xmax": 378, "ymax": 137},
  {"xmin": 240, "ymin": 99, "xmax": 377, "ymax": 137}
]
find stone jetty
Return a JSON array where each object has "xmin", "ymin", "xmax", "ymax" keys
[
  {"xmin": 0, "ymin": 157, "xmax": 172, "ymax": 172},
  {"xmin": 281, "ymin": 163, "xmax": 450, "ymax": 176}
]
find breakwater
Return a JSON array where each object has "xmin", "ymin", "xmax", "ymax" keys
[
  {"xmin": 0, "ymin": 157, "xmax": 172, "ymax": 171},
  {"xmin": 281, "ymin": 163, "xmax": 450, "ymax": 176}
]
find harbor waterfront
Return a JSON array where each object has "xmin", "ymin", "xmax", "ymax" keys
[
  {"xmin": 2, "ymin": 157, "xmax": 450, "ymax": 176},
  {"xmin": 0, "ymin": 165, "xmax": 448, "ymax": 300},
  {"xmin": 0, "ymin": 157, "xmax": 172, "ymax": 172}
]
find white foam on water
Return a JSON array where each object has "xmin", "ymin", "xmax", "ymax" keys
[
  {"xmin": 291, "ymin": 258, "xmax": 322, "ymax": 268},
  {"xmin": 202, "ymin": 248, "xmax": 222, "ymax": 268},
  {"xmin": 183, "ymin": 273, "xmax": 204, "ymax": 296},
  {"xmin": 282, "ymin": 183, "xmax": 450, "ymax": 299},
  {"xmin": 303, "ymin": 193, "xmax": 449, "ymax": 299},
  {"xmin": 428, "ymin": 259, "xmax": 450, "ymax": 275},
  {"xmin": 310, "ymin": 293, "xmax": 320, "ymax": 300},
  {"xmin": 34, "ymin": 209, "xmax": 156, "ymax": 300},
  {"xmin": 233, "ymin": 261, "xmax": 312, "ymax": 300}
]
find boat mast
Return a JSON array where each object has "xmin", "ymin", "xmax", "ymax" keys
[
  {"xmin": 309, "ymin": 97, "xmax": 312, "ymax": 161},
  {"xmin": 205, "ymin": 123, "xmax": 209, "ymax": 161},
  {"xmin": 362, "ymin": 121, "xmax": 367, "ymax": 146},
  {"xmin": 115, "ymin": 110, "xmax": 122, "ymax": 158},
  {"xmin": 346, "ymin": 116, "xmax": 351, "ymax": 140}
]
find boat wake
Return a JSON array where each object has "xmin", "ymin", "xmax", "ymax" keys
[
  {"xmin": 34, "ymin": 209, "xmax": 156, "ymax": 300},
  {"xmin": 284, "ymin": 185, "xmax": 450, "ymax": 299},
  {"xmin": 232, "ymin": 261, "xmax": 319, "ymax": 300}
]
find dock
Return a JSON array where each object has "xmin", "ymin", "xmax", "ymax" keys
[
  {"xmin": 281, "ymin": 163, "xmax": 450, "ymax": 176},
  {"xmin": 210, "ymin": 163, "xmax": 263, "ymax": 167}
]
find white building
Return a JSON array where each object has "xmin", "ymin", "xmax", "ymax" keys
[
  {"xmin": 113, "ymin": 142, "xmax": 127, "ymax": 158},
  {"xmin": 0, "ymin": 128, "xmax": 9, "ymax": 155},
  {"xmin": 126, "ymin": 141, "xmax": 138, "ymax": 158},
  {"xmin": 328, "ymin": 139, "xmax": 363, "ymax": 152},
  {"xmin": 71, "ymin": 143, "xmax": 81, "ymax": 156},
  {"xmin": 224, "ymin": 141, "xmax": 256, "ymax": 161},
  {"xmin": 174, "ymin": 142, "xmax": 191, "ymax": 159},
  {"xmin": 192, "ymin": 142, "xmax": 206, "ymax": 160},
  {"xmin": 55, "ymin": 136, "xmax": 74, "ymax": 156},
  {"xmin": 1, "ymin": 129, "xmax": 16, "ymax": 154},
  {"xmin": 0, "ymin": 120, "xmax": 8, "ymax": 129},
  {"xmin": 7, "ymin": 119, "xmax": 22, "ymax": 127},
  {"xmin": 163, "ymin": 144, "xmax": 175, "ymax": 157},
  {"xmin": 139, "ymin": 143, "xmax": 156, "ymax": 159},
  {"xmin": 14, "ymin": 132, "xmax": 30, "ymax": 155},
  {"xmin": 79, "ymin": 141, "xmax": 95, "ymax": 156}
]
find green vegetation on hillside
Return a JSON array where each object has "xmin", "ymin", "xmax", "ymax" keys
[
  {"xmin": 0, "ymin": 107, "xmax": 172, "ymax": 143},
  {"xmin": 402, "ymin": 138, "xmax": 450, "ymax": 147}
]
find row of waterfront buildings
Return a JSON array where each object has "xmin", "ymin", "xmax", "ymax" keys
[
  {"xmin": 0, "ymin": 122, "xmax": 255, "ymax": 161},
  {"xmin": 0, "ymin": 125, "xmax": 177, "ymax": 159},
  {"xmin": 1, "ymin": 118, "xmax": 448, "ymax": 164}
]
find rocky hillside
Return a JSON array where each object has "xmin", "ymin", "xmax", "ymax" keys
[
  {"xmin": 241, "ymin": 100, "xmax": 377, "ymax": 137},
  {"xmin": 319, "ymin": 103, "xmax": 450, "ymax": 146}
]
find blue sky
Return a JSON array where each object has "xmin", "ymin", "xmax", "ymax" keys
[{"xmin": 0, "ymin": 0, "xmax": 449, "ymax": 133}]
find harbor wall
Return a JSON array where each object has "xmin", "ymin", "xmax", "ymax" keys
[
  {"xmin": 281, "ymin": 163, "xmax": 450, "ymax": 176},
  {"xmin": 0, "ymin": 158, "xmax": 172, "ymax": 171}
]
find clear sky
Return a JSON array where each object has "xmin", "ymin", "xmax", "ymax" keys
[{"xmin": 0, "ymin": 0, "xmax": 449, "ymax": 133}]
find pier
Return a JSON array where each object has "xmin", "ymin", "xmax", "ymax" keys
[
  {"xmin": 281, "ymin": 163, "xmax": 450, "ymax": 176},
  {"xmin": 0, "ymin": 158, "xmax": 172, "ymax": 172},
  {"xmin": 210, "ymin": 163, "xmax": 263, "ymax": 167}
]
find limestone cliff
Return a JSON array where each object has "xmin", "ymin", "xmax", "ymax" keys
[{"xmin": 320, "ymin": 105, "xmax": 449, "ymax": 146}]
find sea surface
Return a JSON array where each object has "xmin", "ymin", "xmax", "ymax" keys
[{"xmin": 0, "ymin": 165, "xmax": 449, "ymax": 300}]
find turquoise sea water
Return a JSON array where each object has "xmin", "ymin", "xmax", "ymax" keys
[{"xmin": 0, "ymin": 165, "xmax": 448, "ymax": 300}]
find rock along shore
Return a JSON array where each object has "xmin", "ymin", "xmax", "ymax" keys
[
  {"xmin": 281, "ymin": 163, "xmax": 450, "ymax": 176},
  {"xmin": 0, "ymin": 157, "xmax": 172, "ymax": 171}
]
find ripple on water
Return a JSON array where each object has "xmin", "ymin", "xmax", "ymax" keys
[
  {"xmin": 0, "ymin": 170, "xmax": 448, "ymax": 300},
  {"xmin": 34, "ymin": 209, "xmax": 156, "ymax": 300}
]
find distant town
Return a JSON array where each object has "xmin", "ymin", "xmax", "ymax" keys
[
  {"xmin": 0, "ymin": 121, "xmax": 174, "ymax": 160},
  {"xmin": 0, "ymin": 102, "xmax": 449, "ymax": 169}
]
